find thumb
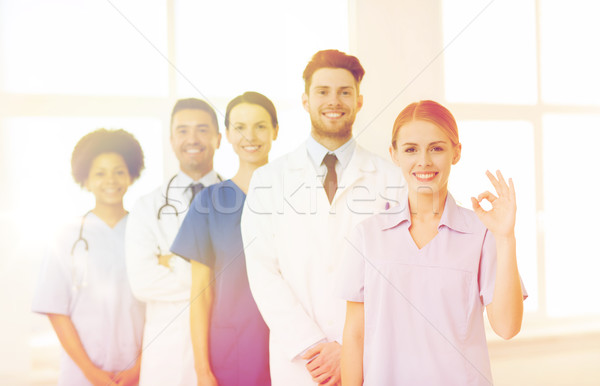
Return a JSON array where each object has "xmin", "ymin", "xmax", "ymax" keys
[{"xmin": 471, "ymin": 197, "xmax": 484, "ymax": 217}]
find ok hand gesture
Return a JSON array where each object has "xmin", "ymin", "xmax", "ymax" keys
[{"xmin": 471, "ymin": 170, "xmax": 516, "ymax": 238}]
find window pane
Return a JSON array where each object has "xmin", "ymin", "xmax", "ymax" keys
[
  {"xmin": 174, "ymin": 0, "xmax": 349, "ymax": 102},
  {"xmin": 0, "ymin": 0, "xmax": 168, "ymax": 96},
  {"xmin": 450, "ymin": 121, "xmax": 538, "ymax": 311},
  {"xmin": 540, "ymin": 1, "xmax": 600, "ymax": 105},
  {"xmin": 543, "ymin": 114, "xmax": 600, "ymax": 317},
  {"xmin": 442, "ymin": 0, "xmax": 537, "ymax": 104}
]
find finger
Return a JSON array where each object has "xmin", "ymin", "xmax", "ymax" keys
[
  {"xmin": 477, "ymin": 191, "xmax": 498, "ymax": 203},
  {"xmin": 471, "ymin": 197, "xmax": 484, "ymax": 216},
  {"xmin": 485, "ymin": 170, "xmax": 502, "ymax": 195},
  {"xmin": 495, "ymin": 170, "xmax": 510, "ymax": 195},
  {"xmin": 313, "ymin": 372, "xmax": 332, "ymax": 384},
  {"xmin": 302, "ymin": 344, "xmax": 323, "ymax": 360},
  {"xmin": 306, "ymin": 357, "xmax": 320, "ymax": 372},
  {"xmin": 321, "ymin": 374, "xmax": 340, "ymax": 386},
  {"xmin": 509, "ymin": 177, "xmax": 516, "ymax": 202}
]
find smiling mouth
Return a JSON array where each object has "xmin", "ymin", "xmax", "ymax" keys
[
  {"xmin": 242, "ymin": 145, "xmax": 260, "ymax": 152},
  {"xmin": 323, "ymin": 111, "xmax": 344, "ymax": 119},
  {"xmin": 185, "ymin": 148, "xmax": 203, "ymax": 154},
  {"xmin": 413, "ymin": 172, "xmax": 438, "ymax": 182}
]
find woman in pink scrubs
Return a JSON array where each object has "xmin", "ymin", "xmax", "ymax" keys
[{"xmin": 338, "ymin": 100, "xmax": 527, "ymax": 385}]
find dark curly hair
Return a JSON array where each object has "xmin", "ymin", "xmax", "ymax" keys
[{"xmin": 71, "ymin": 128, "xmax": 145, "ymax": 187}]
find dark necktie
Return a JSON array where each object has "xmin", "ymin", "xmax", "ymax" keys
[
  {"xmin": 322, "ymin": 153, "xmax": 338, "ymax": 204},
  {"xmin": 190, "ymin": 183, "xmax": 205, "ymax": 204}
]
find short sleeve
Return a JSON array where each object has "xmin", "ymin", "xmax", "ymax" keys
[
  {"xmin": 335, "ymin": 223, "xmax": 366, "ymax": 302},
  {"xmin": 478, "ymin": 230, "xmax": 528, "ymax": 305},
  {"xmin": 170, "ymin": 188, "xmax": 214, "ymax": 267},
  {"xmin": 31, "ymin": 231, "xmax": 73, "ymax": 316}
]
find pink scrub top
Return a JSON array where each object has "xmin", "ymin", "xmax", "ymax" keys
[{"xmin": 337, "ymin": 194, "xmax": 527, "ymax": 386}]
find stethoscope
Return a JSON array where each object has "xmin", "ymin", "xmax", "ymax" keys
[
  {"xmin": 71, "ymin": 210, "xmax": 92, "ymax": 291},
  {"xmin": 157, "ymin": 173, "xmax": 223, "ymax": 219}
]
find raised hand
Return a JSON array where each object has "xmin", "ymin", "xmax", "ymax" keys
[{"xmin": 471, "ymin": 170, "xmax": 516, "ymax": 238}]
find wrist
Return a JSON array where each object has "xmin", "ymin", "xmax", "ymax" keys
[{"xmin": 493, "ymin": 232, "xmax": 516, "ymax": 244}]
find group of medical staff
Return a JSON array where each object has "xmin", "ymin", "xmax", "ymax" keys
[{"xmin": 32, "ymin": 49, "xmax": 526, "ymax": 386}]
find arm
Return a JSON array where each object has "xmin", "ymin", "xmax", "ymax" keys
[
  {"xmin": 190, "ymin": 260, "xmax": 218, "ymax": 386},
  {"xmin": 341, "ymin": 301, "xmax": 364, "ymax": 386},
  {"xmin": 47, "ymin": 313, "xmax": 116, "ymax": 386},
  {"xmin": 242, "ymin": 170, "xmax": 327, "ymax": 360},
  {"xmin": 472, "ymin": 170, "xmax": 524, "ymax": 340},
  {"xmin": 125, "ymin": 198, "xmax": 191, "ymax": 302}
]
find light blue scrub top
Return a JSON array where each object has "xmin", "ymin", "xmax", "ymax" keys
[
  {"xmin": 171, "ymin": 180, "xmax": 270, "ymax": 386},
  {"xmin": 32, "ymin": 213, "xmax": 145, "ymax": 386}
]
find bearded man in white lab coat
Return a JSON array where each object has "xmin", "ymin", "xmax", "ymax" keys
[
  {"xmin": 125, "ymin": 98, "xmax": 222, "ymax": 386},
  {"xmin": 242, "ymin": 50, "xmax": 406, "ymax": 385}
]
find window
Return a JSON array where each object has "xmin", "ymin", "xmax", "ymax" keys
[
  {"xmin": 0, "ymin": 0, "xmax": 350, "ymax": 381},
  {"xmin": 443, "ymin": 0, "xmax": 600, "ymax": 319}
]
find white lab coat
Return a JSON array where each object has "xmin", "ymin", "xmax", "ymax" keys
[
  {"xmin": 241, "ymin": 142, "xmax": 406, "ymax": 385},
  {"xmin": 125, "ymin": 171, "xmax": 221, "ymax": 386}
]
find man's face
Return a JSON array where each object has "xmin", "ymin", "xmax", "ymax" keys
[
  {"xmin": 302, "ymin": 68, "xmax": 363, "ymax": 142},
  {"xmin": 170, "ymin": 109, "xmax": 221, "ymax": 179}
]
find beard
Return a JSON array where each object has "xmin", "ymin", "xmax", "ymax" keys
[{"xmin": 309, "ymin": 109, "xmax": 355, "ymax": 140}]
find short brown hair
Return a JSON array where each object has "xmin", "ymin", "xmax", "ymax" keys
[
  {"xmin": 302, "ymin": 49, "xmax": 365, "ymax": 93},
  {"xmin": 170, "ymin": 98, "xmax": 219, "ymax": 133}
]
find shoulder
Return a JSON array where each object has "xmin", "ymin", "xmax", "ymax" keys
[
  {"xmin": 452, "ymin": 199, "xmax": 488, "ymax": 236},
  {"xmin": 353, "ymin": 145, "xmax": 399, "ymax": 173}
]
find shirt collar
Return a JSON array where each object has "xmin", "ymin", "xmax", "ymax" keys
[
  {"xmin": 306, "ymin": 135, "xmax": 356, "ymax": 170},
  {"xmin": 381, "ymin": 193, "xmax": 473, "ymax": 234},
  {"xmin": 177, "ymin": 170, "xmax": 221, "ymax": 192}
]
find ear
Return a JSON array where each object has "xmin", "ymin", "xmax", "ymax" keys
[
  {"xmin": 356, "ymin": 94, "xmax": 364, "ymax": 112},
  {"xmin": 215, "ymin": 132, "xmax": 222, "ymax": 149},
  {"xmin": 302, "ymin": 93, "xmax": 309, "ymax": 112},
  {"xmin": 272, "ymin": 125, "xmax": 279, "ymax": 141},
  {"xmin": 389, "ymin": 144, "xmax": 401, "ymax": 167},
  {"xmin": 452, "ymin": 143, "xmax": 462, "ymax": 165}
]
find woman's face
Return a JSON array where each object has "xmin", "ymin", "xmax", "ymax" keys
[
  {"xmin": 84, "ymin": 152, "xmax": 132, "ymax": 206},
  {"xmin": 390, "ymin": 120, "xmax": 461, "ymax": 197},
  {"xmin": 226, "ymin": 103, "xmax": 278, "ymax": 166}
]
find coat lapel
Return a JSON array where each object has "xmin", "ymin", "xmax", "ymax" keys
[{"xmin": 334, "ymin": 145, "xmax": 376, "ymax": 205}]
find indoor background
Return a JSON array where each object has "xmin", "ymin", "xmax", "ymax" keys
[{"xmin": 0, "ymin": 0, "xmax": 598, "ymax": 384}]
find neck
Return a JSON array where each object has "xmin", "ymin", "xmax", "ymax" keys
[
  {"xmin": 408, "ymin": 188, "xmax": 448, "ymax": 222},
  {"xmin": 311, "ymin": 130, "xmax": 351, "ymax": 151},
  {"xmin": 92, "ymin": 202, "xmax": 127, "ymax": 228},
  {"xmin": 183, "ymin": 164, "xmax": 212, "ymax": 182},
  {"xmin": 232, "ymin": 158, "xmax": 266, "ymax": 194}
]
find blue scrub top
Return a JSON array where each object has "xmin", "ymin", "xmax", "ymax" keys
[{"xmin": 171, "ymin": 180, "xmax": 270, "ymax": 386}]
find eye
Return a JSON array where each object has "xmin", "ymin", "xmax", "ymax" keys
[
  {"xmin": 317, "ymin": 90, "xmax": 327, "ymax": 96},
  {"xmin": 233, "ymin": 125, "xmax": 244, "ymax": 131},
  {"xmin": 431, "ymin": 146, "xmax": 445, "ymax": 152},
  {"xmin": 257, "ymin": 124, "xmax": 267, "ymax": 130},
  {"xmin": 341, "ymin": 90, "xmax": 351, "ymax": 96},
  {"xmin": 404, "ymin": 147, "xmax": 416, "ymax": 153}
]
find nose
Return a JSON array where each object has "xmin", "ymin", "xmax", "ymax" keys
[
  {"xmin": 418, "ymin": 150, "xmax": 432, "ymax": 166},
  {"xmin": 326, "ymin": 92, "xmax": 342, "ymax": 106},
  {"xmin": 188, "ymin": 129, "xmax": 201, "ymax": 144}
]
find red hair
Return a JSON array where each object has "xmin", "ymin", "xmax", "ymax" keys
[{"xmin": 391, "ymin": 100, "xmax": 459, "ymax": 148}]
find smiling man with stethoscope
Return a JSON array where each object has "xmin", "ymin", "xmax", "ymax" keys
[{"xmin": 125, "ymin": 98, "xmax": 223, "ymax": 386}]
